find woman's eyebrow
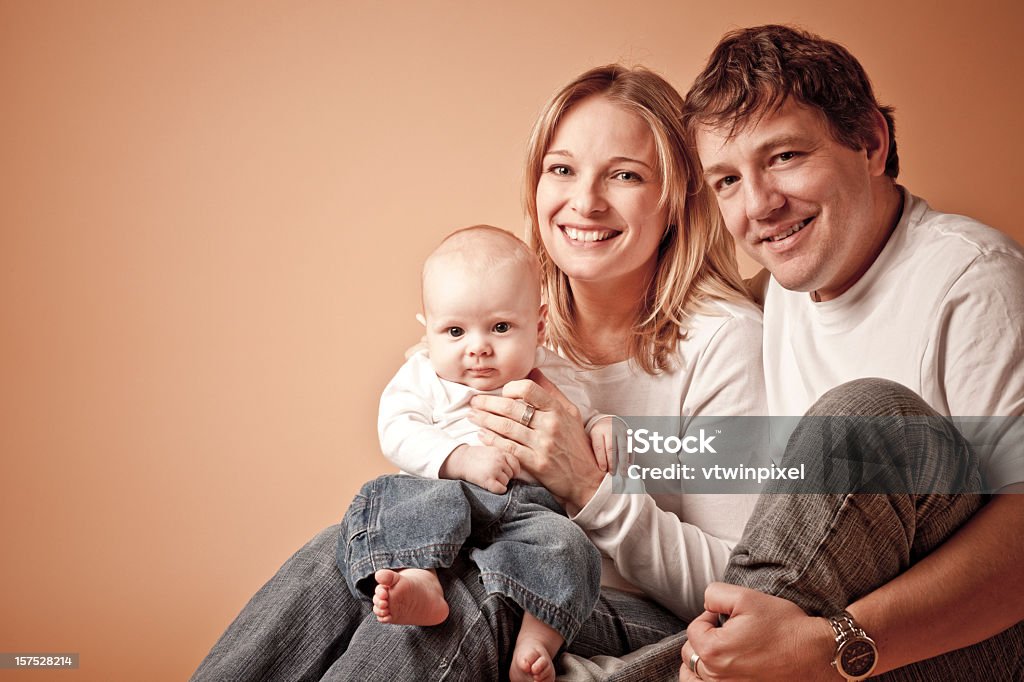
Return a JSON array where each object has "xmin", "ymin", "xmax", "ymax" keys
[
  {"xmin": 609, "ymin": 156, "xmax": 654, "ymax": 170},
  {"xmin": 543, "ymin": 149, "xmax": 653, "ymax": 170}
]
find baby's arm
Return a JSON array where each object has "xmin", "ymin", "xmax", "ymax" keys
[
  {"xmin": 379, "ymin": 352, "xmax": 519, "ymax": 493},
  {"xmin": 439, "ymin": 444, "xmax": 520, "ymax": 494}
]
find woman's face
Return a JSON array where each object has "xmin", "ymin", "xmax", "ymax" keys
[{"xmin": 535, "ymin": 95, "xmax": 669, "ymax": 288}]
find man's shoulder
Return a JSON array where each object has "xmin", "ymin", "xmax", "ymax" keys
[{"xmin": 907, "ymin": 193, "xmax": 1024, "ymax": 264}]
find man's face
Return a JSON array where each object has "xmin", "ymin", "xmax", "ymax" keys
[{"xmin": 696, "ymin": 99, "xmax": 886, "ymax": 301}]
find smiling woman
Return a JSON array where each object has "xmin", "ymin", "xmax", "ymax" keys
[
  {"xmin": 191, "ymin": 63, "xmax": 767, "ymax": 682},
  {"xmin": 535, "ymin": 96, "xmax": 667, "ymax": 294}
]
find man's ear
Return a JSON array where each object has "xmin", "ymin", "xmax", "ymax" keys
[
  {"xmin": 537, "ymin": 303, "xmax": 548, "ymax": 344},
  {"xmin": 865, "ymin": 108, "xmax": 890, "ymax": 177}
]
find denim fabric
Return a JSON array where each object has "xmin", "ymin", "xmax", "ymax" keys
[
  {"xmin": 191, "ymin": 522, "xmax": 682, "ymax": 682},
  {"xmin": 338, "ymin": 475, "xmax": 602, "ymax": 644},
  {"xmin": 728, "ymin": 378, "xmax": 1024, "ymax": 681}
]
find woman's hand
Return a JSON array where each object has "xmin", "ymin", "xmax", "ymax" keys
[
  {"xmin": 678, "ymin": 583, "xmax": 835, "ymax": 682},
  {"xmin": 469, "ymin": 368, "xmax": 605, "ymax": 509}
]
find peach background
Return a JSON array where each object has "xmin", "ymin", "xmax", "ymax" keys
[{"xmin": 2, "ymin": 1, "xmax": 1023, "ymax": 680}]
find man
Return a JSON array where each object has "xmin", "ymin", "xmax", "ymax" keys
[{"xmin": 679, "ymin": 25, "xmax": 1024, "ymax": 681}]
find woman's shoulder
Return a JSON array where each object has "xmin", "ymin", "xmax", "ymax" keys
[{"xmin": 684, "ymin": 297, "xmax": 763, "ymax": 339}]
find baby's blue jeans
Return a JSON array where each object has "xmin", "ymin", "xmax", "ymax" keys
[{"xmin": 337, "ymin": 475, "xmax": 601, "ymax": 644}]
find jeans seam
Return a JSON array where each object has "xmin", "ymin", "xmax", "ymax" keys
[
  {"xmin": 436, "ymin": 592, "xmax": 508, "ymax": 682},
  {"xmin": 471, "ymin": 482, "xmax": 520, "ymax": 537},
  {"xmin": 479, "ymin": 570, "xmax": 584, "ymax": 642}
]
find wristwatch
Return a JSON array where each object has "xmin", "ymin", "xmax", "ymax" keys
[{"xmin": 828, "ymin": 610, "xmax": 878, "ymax": 680}]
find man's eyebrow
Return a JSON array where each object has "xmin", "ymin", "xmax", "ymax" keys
[
  {"xmin": 542, "ymin": 149, "xmax": 654, "ymax": 171},
  {"xmin": 701, "ymin": 134, "xmax": 812, "ymax": 178}
]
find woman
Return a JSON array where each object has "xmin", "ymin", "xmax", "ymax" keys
[{"xmin": 192, "ymin": 65, "xmax": 765, "ymax": 682}]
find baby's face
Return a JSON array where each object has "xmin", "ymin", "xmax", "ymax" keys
[{"xmin": 423, "ymin": 262, "xmax": 542, "ymax": 391}]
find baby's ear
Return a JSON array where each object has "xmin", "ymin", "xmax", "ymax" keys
[{"xmin": 537, "ymin": 304, "xmax": 548, "ymax": 343}]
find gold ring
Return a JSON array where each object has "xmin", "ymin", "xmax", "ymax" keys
[{"xmin": 519, "ymin": 403, "xmax": 536, "ymax": 427}]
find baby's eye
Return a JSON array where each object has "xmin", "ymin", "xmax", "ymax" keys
[
  {"xmin": 447, "ymin": 327, "xmax": 465, "ymax": 338},
  {"xmin": 493, "ymin": 322, "xmax": 511, "ymax": 333}
]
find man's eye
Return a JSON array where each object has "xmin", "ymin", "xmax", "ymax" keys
[
  {"xmin": 447, "ymin": 327, "xmax": 464, "ymax": 338},
  {"xmin": 493, "ymin": 322, "xmax": 511, "ymax": 333},
  {"xmin": 777, "ymin": 151, "xmax": 798, "ymax": 163}
]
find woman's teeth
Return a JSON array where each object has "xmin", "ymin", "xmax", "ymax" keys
[{"xmin": 564, "ymin": 226, "xmax": 617, "ymax": 242}]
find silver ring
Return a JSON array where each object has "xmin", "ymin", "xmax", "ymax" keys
[
  {"xmin": 688, "ymin": 652, "xmax": 702, "ymax": 678},
  {"xmin": 519, "ymin": 403, "xmax": 536, "ymax": 427}
]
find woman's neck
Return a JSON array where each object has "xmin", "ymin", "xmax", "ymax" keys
[{"xmin": 570, "ymin": 269, "xmax": 653, "ymax": 365}]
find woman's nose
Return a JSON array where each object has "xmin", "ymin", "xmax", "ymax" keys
[{"xmin": 570, "ymin": 177, "xmax": 606, "ymax": 216}]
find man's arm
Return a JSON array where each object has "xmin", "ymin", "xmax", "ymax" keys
[
  {"xmin": 682, "ymin": 493, "xmax": 1024, "ymax": 681},
  {"xmin": 850, "ymin": 484, "xmax": 1024, "ymax": 674}
]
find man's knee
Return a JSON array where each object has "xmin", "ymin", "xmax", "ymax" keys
[{"xmin": 809, "ymin": 378, "xmax": 936, "ymax": 418}]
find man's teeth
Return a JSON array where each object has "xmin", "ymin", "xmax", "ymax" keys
[
  {"xmin": 770, "ymin": 218, "xmax": 811, "ymax": 242},
  {"xmin": 564, "ymin": 226, "xmax": 616, "ymax": 242}
]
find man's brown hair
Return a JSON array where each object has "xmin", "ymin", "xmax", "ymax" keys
[{"xmin": 683, "ymin": 24, "xmax": 899, "ymax": 178}]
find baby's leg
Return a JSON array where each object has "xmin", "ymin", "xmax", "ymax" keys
[
  {"xmin": 509, "ymin": 611, "xmax": 563, "ymax": 682},
  {"xmin": 372, "ymin": 568, "xmax": 449, "ymax": 626}
]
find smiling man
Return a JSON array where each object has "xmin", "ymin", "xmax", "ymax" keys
[{"xmin": 679, "ymin": 25, "xmax": 1024, "ymax": 681}]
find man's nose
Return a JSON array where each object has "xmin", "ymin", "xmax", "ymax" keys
[{"xmin": 744, "ymin": 175, "xmax": 785, "ymax": 221}]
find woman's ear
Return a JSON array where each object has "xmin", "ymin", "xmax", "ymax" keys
[{"xmin": 537, "ymin": 303, "xmax": 548, "ymax": 344}]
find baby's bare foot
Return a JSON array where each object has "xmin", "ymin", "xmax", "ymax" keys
[
  {"xmin": 510, "ymin": 612, "xmax": 561, "ymax": 682},
  {"xmin": 372, "ymin": 568, "xmax": 449, "ymax": 626}
]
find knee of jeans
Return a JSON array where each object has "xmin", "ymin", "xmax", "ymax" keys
[
  {"xmin": 808, "ymin": 378, "xmax": 935, "ymax": 418},
  {"xmin": 556, "ymin": 524, "xmax": 601, "ymax": 571}
]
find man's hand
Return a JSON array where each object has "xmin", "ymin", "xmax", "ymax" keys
[
  {"xmin": 678, "ymin": 583, "xmax": 835, "ymax": 682},
  {"xmin": 439, "ymin": 444, "xmax": 519, "ymax": 494}
]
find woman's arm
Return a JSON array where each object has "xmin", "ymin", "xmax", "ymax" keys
[{"xmin": 472, "ymin": 311, "xmax": 767, "ymax": 619}]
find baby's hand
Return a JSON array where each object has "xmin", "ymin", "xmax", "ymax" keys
[
  {"xmin": 589, "ymin": 417, "xmax": 625, "ymax": 474},
  {"xmin": 440, "ymin": 444, "xmax": 521, "ymax": 494}
]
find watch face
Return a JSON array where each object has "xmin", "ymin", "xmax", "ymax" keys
[{"xmin": 840, "ymin": 638, "xmax": 877, "ymax": 677}]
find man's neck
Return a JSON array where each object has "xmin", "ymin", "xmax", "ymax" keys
[{"xmin": 812, "ymin": 181, "xmax": 905, "ymax": 303}]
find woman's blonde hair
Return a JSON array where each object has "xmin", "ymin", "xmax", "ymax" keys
[{"xmin": 523, "ymin": 64, "xmax": 751, "ymax": 373}]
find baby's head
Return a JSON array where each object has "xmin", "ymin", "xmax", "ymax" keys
[{"xmin": 422, "ymin": 225, "xmax": 545, "ymax": 391}]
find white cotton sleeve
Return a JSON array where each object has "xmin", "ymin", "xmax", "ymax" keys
[
  {"xmin": 377, "ymin": 353, "xmax": 460, "ymax": 479},
  {"xmin": 571, "ymin": 310, "xmax": 767, "ymax": 620}
]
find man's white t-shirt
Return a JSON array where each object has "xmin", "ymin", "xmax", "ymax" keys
[{"xmin": 762, "ymin": 188, "xmax": 1024, "ymax": 490}]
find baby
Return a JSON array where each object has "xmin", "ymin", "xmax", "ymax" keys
[{"xmin": 338, "ymin": 225, "xmax": 615, "ymax": 682}]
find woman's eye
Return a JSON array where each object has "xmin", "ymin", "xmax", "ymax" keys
[
  {"xmin": 493, "ymin": 322, "xmax": 511, "ymax": 333},
  {"xmin": 447, "ymin": 327, "xmax": 465, "ymax": 338},
  {"xmin": 615, "ymin": 171, "xmax": 641, "ymax": 182},
  {"xmin": 548, "ymin": 165, "xmax": 572, "ymax": 176},
  {"xmin": 717, "ymin": 176, "xmax": 739, "ymax": 191}
]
